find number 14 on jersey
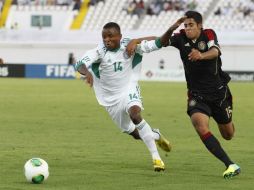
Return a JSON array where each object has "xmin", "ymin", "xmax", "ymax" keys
[{"xmin": 113, "ymin": 62, "xmax": 123, "ymax": 72}]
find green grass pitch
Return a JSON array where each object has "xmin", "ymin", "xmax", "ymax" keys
[{"xmin": 0, "ymin": 78, "xmax": 253, "ymax": 190}]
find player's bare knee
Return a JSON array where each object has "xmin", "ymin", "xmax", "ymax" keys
[
  {"xmin": 129, "ymin": 106, "xmax": 142, "ymax": 124},
  {"xmin": 219, "ymin": 123, "xmax": 234, "ymax": 140},
  {"xmin": 130, "ymin": 113, "xmax": 142, "ymax": 125},
  {"xmin": 222, "ymin": 132, "xmax": 234, "ymax": 140},
  {"xmin": 222, "ymin": 134, "xmax": 233, "ymax": 140},
  {"xmin": 221, "ymin": 128, "xmax": 234, "ymax": 140}
]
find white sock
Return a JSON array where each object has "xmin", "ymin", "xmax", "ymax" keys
[
  {"xmin": 136, "ymin": 119, "xmax": 161, "ymax": 160},
  {"xmin": 152, "ymin": 131, "xmax": 160, "ymax": 140}
]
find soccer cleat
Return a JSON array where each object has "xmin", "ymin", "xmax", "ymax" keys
[
  {"xmin": 153, "ymin": 159, "xmax": 165, "ymax": 172},
  {"xmin": 223, "ymin": 164, "xmax": 241, "ymax": 179},
  {"xmin": 152, "ymin": 129, "xmax": 172, "ymax": 152}
]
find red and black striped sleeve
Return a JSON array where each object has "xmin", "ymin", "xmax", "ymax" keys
[{"xmin": 204, "ymin": 29, "xmax": 221, "ymax": 54}]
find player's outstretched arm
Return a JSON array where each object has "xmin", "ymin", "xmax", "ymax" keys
[
  {"xmin": 126, "ymin": 16, "xmax": 186, "ymax": 56},
  {"xmin": 126, "ymin": 36, "xmax": 156, "ymax": 57},
  {"xmin": 160, "ymin": 16, "xmax": 187, "ymax": 46}
]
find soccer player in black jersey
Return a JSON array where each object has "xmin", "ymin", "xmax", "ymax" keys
[{"xmin": 127, "ymin": 11, "xmax": 240, "ymax": 179}]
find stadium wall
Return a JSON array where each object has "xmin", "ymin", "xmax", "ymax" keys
[
  {"xmin": 6, "ymin": 8, "xmax": 75, "ymax": 30},
  {"xmin": 1, "ymin": 41, "xmax": 254, "ymax": 70},
  {"xmin": 1, "ymin": 63, "xmax": 254, "ymax": 82},
  {"xmin": 0, "ymin": 64, "xmax": 79, "ymax": 79},
  {"xmin": 1, "ymin": 31, "xmax": 254, "ymax": 81}
]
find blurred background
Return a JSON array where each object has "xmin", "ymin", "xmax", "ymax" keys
[{"xmin": 0, "ymin": 0, "xmax": 254, "ymax": 81}]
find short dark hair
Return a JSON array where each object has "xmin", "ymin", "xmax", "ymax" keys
[
  {"xmin": 185, "ymin": 11, "xmax": 202, "ymax": 24},
  {"xmin": 103, "ymin": 22, "xmax": 121, "ymax": 34}
]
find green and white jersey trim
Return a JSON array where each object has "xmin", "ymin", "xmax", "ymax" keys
[
  {"xmin": 121, "ymin": 38, "xmax": 131, "ymax": 47},
  {"xmin": 91, "ymin": 61, "xmax": 101, "ymax": 78},
  {"xmin": 74, "ymin": 44, "xmax": 106, "ymax": 71},
  {"xmin": 136, "ymin": 38, "xmax": 162, "ymax": 54},
  {"xmin": 132, "ymin": 53, "xmax": 142, "ymax": 69}
]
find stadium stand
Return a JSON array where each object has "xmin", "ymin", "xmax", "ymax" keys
[
  {"xmin": 80, "ymin": 0, "xmax": 254, "ymax": 31},
  {"xmin": 1, "ymin": 0, "xmax": 77, "ymax": 30},
  {"xmin": 0, "ymin": 0, "xmax": 253, "ymax": 31},
  {"xmin": 205, "ymin": 0, "xmax": 254, "ymax": 31},
  {"xmin": 0, "ymin": 1, "xmax": 2, "ymax": 18},
  {"xmin": 139, "ymin": 0, "xmax": 213, "ymax": 31},
  {"xmin": 81, "ymin": 0, "xmax": 143, "ymax": 31},
  {"xmin": 12, "ymin": 0, "xmax": 75, "ymax": 10},
  {"xmin": 14, "ymin": 0, "xmax": 73, "ymax": 6},
  {"xmin": 0, "ymin": 0, "xmax": 3, "ymax": 12}
]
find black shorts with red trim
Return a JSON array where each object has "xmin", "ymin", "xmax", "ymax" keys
[{"xmin": 187, "ymin": 85, "xmax": 233, "ymax": 124}]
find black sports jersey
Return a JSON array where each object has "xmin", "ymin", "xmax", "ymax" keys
[{"xmin": 169, "ymin": 29, "xmax": 230, "ymax": 93}]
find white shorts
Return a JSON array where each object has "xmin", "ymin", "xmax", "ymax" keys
[{"xmin": 105, "ymin": 83, "xmax": 143, "ymax": 134}]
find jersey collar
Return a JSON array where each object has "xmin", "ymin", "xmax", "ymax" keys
[{"xmin": 107, "ymin": 47, "xmax": 120, "ymax": 52}]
